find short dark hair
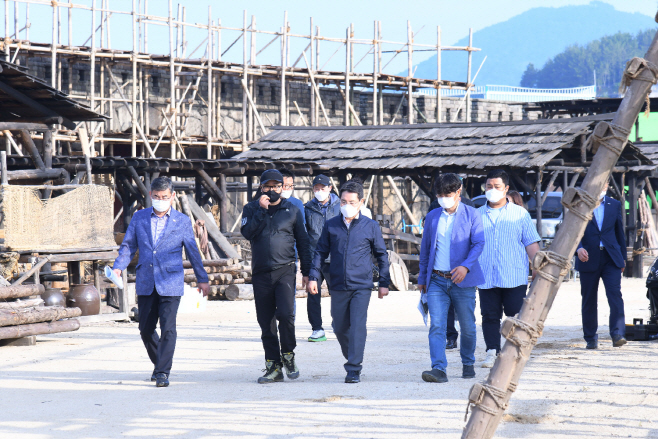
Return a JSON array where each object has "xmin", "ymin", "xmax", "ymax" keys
[
  {"xmin": 339, "ymin": 181, "xmax": 364, "ymax": 200},
  {"xmin": 151, "ymin": 177, "xmax": 174, "ymax": 192},
  {"xmin": 279, "ymin": 167, "xmax": 295, "ymax": 179},
  {"xmin": 434, "ymin": 173, "xmax": 462, "ymax": 196},
  {"xmin": 486, "ymin": 169, "xmax": 509, "ymax": 186}
]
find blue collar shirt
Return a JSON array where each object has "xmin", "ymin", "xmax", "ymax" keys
[
  {"xmin": 478, "ymin": 201, "xmax": 541, "ymax": 289},
  {"xmin": 594, "ymin": 197, "xmax": 605, "ymax": 247},
  {"xmin": 151, "ymin": 207, "xmax": 172, "ymax": 245},
  {"xmin": 433, "ymin": 208, "xmax": 456, "ymax": 271}
]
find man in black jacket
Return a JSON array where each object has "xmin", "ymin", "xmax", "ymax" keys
[
  {"xmin": 304, "ymin": 174, "xmax": 341, "ymax": 342},
  {"xmin": 308, "ymin": 180, "xmax": 390, "ymax": 383},
  {"xmin": 241, "ymin": 169, "xmax": 311, "ymax": 384}
]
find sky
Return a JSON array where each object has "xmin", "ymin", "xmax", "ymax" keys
[{"xmin": 2, "ymin": 0, "xmax": 657, "ymax": 76}]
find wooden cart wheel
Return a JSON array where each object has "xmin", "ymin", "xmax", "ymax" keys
[{"xmin": 387, "ymin": 250, "xmax": 409, "ymax": 291}]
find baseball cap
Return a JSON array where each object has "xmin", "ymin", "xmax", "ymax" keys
[
  {"xmin": 312, "ymin": 174, "xmax": 331, "ymax": 187},
  {"xmin": 260, "ymin": 169, "xmax": 283, "ymax": 184}
]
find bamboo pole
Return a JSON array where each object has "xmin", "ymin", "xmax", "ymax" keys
[
  {"xmin": 301, "ymin": 52, "xmax": 330, "ymax": 126},
  {"xmin": 241, "ymin": 11, "xmax": 248, "ymax": 145},
  {"xmin": 463, "ymin": 25, "xmax": 658, "ymax": 438},
  {"xmin": 344, "ymin": 26, "xmax": 351, "ymax": 126},
  {"xmin": 91, "ymin": 0, "xmax": 96, "ymax": 118},
  {"xmin": 407, "ymin": 20, "xmax": 414, "ymax": 125},
  {"xmin": 315, "ymin": 25, "xmax": 321, "ymax": 126},
  {"xmin": 249, "ymin": 15, "xmax": 256, "ymax": 141},
  {"xmin": 68, "ymin": 0, "xmax": 72, "ymax": 46},
  {"xmin": 466, "ymin": 28, "xmax": 473, "ymax": 123},
  {"xmin": 51, "ymin": 0, "xmax": 57, "ymax": 87},
  {"xmin": 207, "ymin": 5, "xmax": 213, "ymax": 159},
  {"xmin": 131, "ymin": 0, "xmax": 138, "ymax": 157},
  {"xmin": 378, "ymin": 21, "xmax": 383, "ymax": 125},
  {"xmin": 437, "ymin": 26, "xmax": 441, "ymax": 123},
  {"xmin": 168, "ymin": 0, "xmax": 176, "ymax": 159},
  {"xmin": 280, "ymin": 12, "xmax": 288, "ymax": 126},
  {"xmin": 241, "ymin": 79, "xmax": 268, "ymax": 135},
  {"xmin": 372, "ymin": 20, "xmax": 378, "ymax": 126},
  {"xmin": 309, "ymin": 17, "xmax": 315, "ymax": 126}
]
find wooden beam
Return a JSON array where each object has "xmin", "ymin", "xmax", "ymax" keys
[
  {"xmin": 386, "ymin": 175, "xmax": 418, "ymax": 225},
  {"xmin": 186, "ymin": 194, "xmax": 239, "ymax": 259},
  {"xmin": 18, "ymin": 130, "xmax": 45, "ymax": 171},
  {"xmin": 0, "ymin": 80, "xmax": 75, "ymax": 130}
]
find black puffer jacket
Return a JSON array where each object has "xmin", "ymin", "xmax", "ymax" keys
[
  {"xmin": 304, "ymin": 194, "xmax": 341, "ymax": 254},
  {"xmin": 241, "ymin": 198, "xmax": 311, "ymax": 276}
]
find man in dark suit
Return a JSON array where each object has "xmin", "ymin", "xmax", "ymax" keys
[
  {"xmin": 113, "ymin": 177, "xmax": 210, "ymax": 387},
  {"xmin": 576, "ymin": 180, "xmax": 627, "ymax": 349}
]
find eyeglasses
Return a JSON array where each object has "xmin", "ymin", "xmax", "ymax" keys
[
  {"xmin": 263, "ymin": 184, "xmax": 282, "ymax": 191},
  {"xmin": 283, "ymin": 184, "xmax": 295, "ymax": 190},
  {"xmin": 340, "ymin": 200, "xmax": 361, "ymax": 207}
]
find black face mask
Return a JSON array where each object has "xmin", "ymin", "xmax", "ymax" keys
[{"xmin": 263, "ymin": 190, "xmax": 281, "ymax": 203}]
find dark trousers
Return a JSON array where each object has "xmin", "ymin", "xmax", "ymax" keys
[
  {"xmin": 331, "ymin": 289, "xmax": 372, "ymax": 372},
  {"xmin": 307, "ymin": 262, "xmax": 331, "ymax": 331},
  {"xmin": 579, "ymin": 249, "xmax": 625, "ymax": 342},
  {"xmin": 137, "ymin": 289, "xmax": 181, "ymax": 376},
  {"xmin": 446, "ymin": 303, "xmax": 458, "ymax": 342},
  {"xmin": 479, "ymin": 285, "xmax": 527, "ymax": 353},
  {"xmin": 252, "ymin": 264, "xmax": 297, "ymax": 363}
]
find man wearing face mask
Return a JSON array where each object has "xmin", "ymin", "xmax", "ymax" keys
[
  {"xmin": 304, "ymin": 174, "xmax": 341, "ymax": 342},
  {"xmin": 279, "ymin": 167, "xmax": 305, "ymax": 223},
  {"xmin": 112, "ymin": 177, "xmax": 209, "ymax": 388},
  {"xmin": 307, "ymin": 180, "xmax": 390, "ymax": 383},
  {"xmin": 477, "ymin": 169, "xmax": 541, "ymax": 368},
  {"xmin": 576, "ymin": 180, "xmax": 627, "ymax": 349},
  {"xmin": 241, "ymin": 169, "xmax": 311, "ymax": 384},
  {"xmin": 418, "ymin": 173, "xmax": 485, "ymax": 383}
]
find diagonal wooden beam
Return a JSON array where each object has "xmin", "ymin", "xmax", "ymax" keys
[{"xmin": 0, "ymin": 80, "xmax": 74, "ymax": 130}]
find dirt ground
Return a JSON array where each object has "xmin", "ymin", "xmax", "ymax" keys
[{"xmin": 1, "ymin": 277, "xmax": 657, "ymax": 439}]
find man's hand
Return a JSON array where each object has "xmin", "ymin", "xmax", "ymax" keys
[
  {"xmin": 259, "ymin": 194, "xmax": 271, "ymax": 209},
  {"xmin": 577, "ymin": 248, "xmax": 589, "ymax": 263},
  {"xmin": 113, "ymin": 268, "xmax": 122, "ymax": 278},
  {"xmin": 197, "ymin": 282, "xmax": 210, "ymax": 298},
  {"xmin": 378, "ymin": 287, "xmax": 389, "ymax": 299},
  {"xmin": 450, "ymin": 266, "xmax": 468, "ymax": 284},
  {"xmin": 307, "ymin": 280, "xmax": 318, "ymax": 295},
  {"xmin": 418, "ymin": 284, "xmax": 426, "ymax": 294},
  {"xmin": 302, "ymin": 276, "xmax": 309, "ymax": 290}
]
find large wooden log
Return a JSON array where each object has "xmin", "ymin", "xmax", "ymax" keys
[
  {"xmin": 0, "ymin": 319, "xmax": 80, "ymax": 340},
  {"xmin": 0, "ymin": 306, "xmax": 82, "ymax": 327},
  {"xmin": 0, "ymin": 284, "xmax": 45, "ymax": 300},
  {"xmin": 185, "ymin": 195, "xmax": 240, "ymax": 259},
  {"xmin": 0, "ymin": 298, "xmax": 44, "ymax": 309},
  {"xmin": 225, "ymin": 284, "xmax": 254, "ymax": 301},
  {"xmin": 182, "ymin": 258, "xmax": 237, "ymax": 269}
]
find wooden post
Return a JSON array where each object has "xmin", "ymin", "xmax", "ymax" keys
[
  {"xmin": 51, "ymin": 1, "xmax": 57, "ymax": 88},
  {"xmin": 344, "ymin": 27, "xmax": 351, "ymax": 126},
  {"xmin": 1, "ymin": 151, "xmax": 7, "ymax": 185},
  {"xmin": 219, "ymin": 174, "xmax": 227, "ymax": 233},
  {"xmin": 249, "ymin": 15, "xmax": 256, "ymax": 141},
  {"xmin": 372, "ymin": 20, "xmax": 378, "ymax": 126},
  {"xmin": 315, "ymin": 25, "xmax": 321, "ymax": 126},
  {"xmin": 310, "ymin": 17, "xmax": 315, "ymax": 127},
  {"xmin": 378, "ymin": 21, "xmax": 383, "ymax": 125},
  {"xmin": 280, "ymin": 12, "xmax": 288, "ymax": 126},
  {"xmin": 68, "ymin": 0, "xmax": 72, "ymax": 47},
  {"xmin": 241, "ymin": 10, "xmax": 248, "ymax": 145},
  {"xmin": 437, "ymin": 26, "xmax": 441, "ymax": 123},
  {"xmin": 386, "ymin": 175, "xmax": 418, "ymax": 225},
  {"xmin": 168, "ymin": 0, "xmax": 176, "ymax": 159},
  {"xmin": 207, "ymin": 6, "xmax": 213, "ymax": 160},
  {"xmin": 466, "ymin": 28, "xmax": 473, "ymax": 123},
  {"xmin": 535, "ymin": 169, "xmax": 543, "ymax": 238},
  {"xmin": 407, "ymin": 20, "xmax": 414, "ymax": 125},
  {"xmin": 90, "ymin": 0, "xmax": 96, "ymax": 117},
  {"xmin": 462, "ymin": 25, "xmax": 658, "ymax": 438},
  {"xmin": 131, "ymin": 0, "xmax": 138, "ymax": 157}
]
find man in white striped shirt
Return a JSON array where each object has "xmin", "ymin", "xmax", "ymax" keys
[{"xmin": 477, "ymin": 170, "xmax": 541, "ymax": 368}]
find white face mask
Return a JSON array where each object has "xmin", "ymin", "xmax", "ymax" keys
[
  {"xmin": 281, "ymin": 190, "xmax": 293, "ymax": 199},
  {"xmin": 152, "ymin": 198, "xmax": 171, "ymax": 212},
  {"xmin": 341, "ymin": 203, "xmax": 360, "ymax": 219},
  {"xmin": 314, "ymin": 190, "xmax": 330, "ymax": 202},
  {"xmin": 600, "ymin": 190, "xmax": 606, "ymax": 200},
  {"xmin": 486, "ymin": 189, "xmax": 506, "ymax": 203},
  {"xmin": 437, "ymin": 196, "xmax": 456, "ymax": 209}
]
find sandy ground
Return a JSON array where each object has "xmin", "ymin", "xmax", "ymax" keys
[{"xmin": 1, "ymin": 277, "xmax": 657, "ymax": 439}]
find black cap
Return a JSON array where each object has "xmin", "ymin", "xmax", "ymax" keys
[
  {"xmin": 312, "ymin": 174, "xmax": 331, "ymax": 187},
  {"xmin": 260, "ymin": 169, "xmax": 283, "ymax": 184}
]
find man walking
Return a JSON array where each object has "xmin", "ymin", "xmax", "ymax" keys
[
  {"xmin": 280, "ymin": 167, "xmax": 305, "ymax": 220},
  {"xmin": 576, "ymin": 180, "xmax": 627, "ymax": 349},
  {"xmin": 113, "ymin": 177, "xmax": 209, "ymax": 388},
  {"xmin": 304, "ymin": 174, "xmax": 341, "ymax": 342},
  {"xmin": 307, "ymin": 180, "xmax": 390, "ymax": 383},
  {"xmin": 477, "ymin": 169, "xmax": 540, "ymax": 368},
  {"xmin": 418, "ymin": 173, "xmax": 484, "ymax": 383},
  {"xmin": 241, "ymin": 170, "xmax": 311, "ymax": 384}
]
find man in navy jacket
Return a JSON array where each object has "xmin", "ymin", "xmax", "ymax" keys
[
  {"xmin": 113, "ymin": 177, "xmax": 209, "ymax": 388},
  {"xmin": 418, "ymin": 173, "xmax": 485, "ymax": 383},
  {"xmin": 576, "ymin": 180, "xmax": 627, "ymax": 349},
  {"xmin": 307, "ymin": 180, "xmax": 390, "ymax": 383}
]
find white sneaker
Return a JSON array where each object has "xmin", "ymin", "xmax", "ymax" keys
[
  {"xmin": 308, "ymin": 329, "xmax": 327, "ymax": 342},
  {"xmin": 481, "ymin": 349, "xmax": 497, "ymax": 368}
]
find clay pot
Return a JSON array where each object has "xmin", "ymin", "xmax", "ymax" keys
[
  {"xmin": 41, "ymin": 288, "xmax": 67, "ymax": 307},
  {"xmin": 66, "ymin": 284, "xmax": 101, "ymax": 316}
]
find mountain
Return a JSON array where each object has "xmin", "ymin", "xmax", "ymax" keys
[{"xmin": 410, "ymin": 1, "xmax": 656, "ymax": 87}]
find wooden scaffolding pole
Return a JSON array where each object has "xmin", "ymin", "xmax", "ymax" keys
[
  {"xmin": 207, "ymin": 7, "xmax": 213, "ymax": 159},
  {"xmin": 466, "ymin": 28, "xmax": 473, "ymax": 123},
  {"xmin": 132, "ymin": 0, "xmax": 138, "ymax": 157},
  {"xmin": 437, "ymin": 26, "xmax": 441, "ymax": 123},
  {"xmin": 407, "ymin": 20, "xmax": 414, "ymax": 125},
  {"xmin": 241, "ymin": 10, "xmax": 248, "ymax": 146},
  {"xmin": 51, "ymin": 1, "xmax": 57, "ymax": 87},
  {"xmin": 344, "ymin": 26, "xmax": 351, "ymax": 126},
  {"xmin": 309, "ymin": 17, "xmax": 315, "ymax": 127},
  {"xmin": 280, "ymin": 11, "xmax": 288, "ymax": 127},
  {"xmin": 168, "ymin": 0, "xmax": 176, "ymax": 159},
  {"xmin": 372, "ymin": 20, "xmax": 378, "ymax": 126},
  {"xmin": 462, "ymin": 24, "xmax": 658, "ymax": 437}
]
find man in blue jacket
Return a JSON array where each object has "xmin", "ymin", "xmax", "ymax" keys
[
  {"xmin": 576, "ymin": 180, "xmax": 627, "ymax": 349},
  {"xmin": 307, "ymin": 180, "xmax": 390, "ymax": 383},
  {"xmin": 304, "ymin": 174, "xmax": 341, "ymax": 342},
  {"xmin": 113, "ymin": 177, "xmax": 209, "ymax": 388},
  {"xmin": 418, "ymin": 173, "xmax": 485, "ymax": 383}
]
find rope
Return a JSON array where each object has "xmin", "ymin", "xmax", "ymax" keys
[
  {"xmin": 561, "ymin": 187, "xmax": 598, "ymax": 222},
  {"xmin": 583, "ymin": 121, "xmax": 631, "ymax": 156},
  {"xmin": 619, "ymin": 57, "xmax": 658, "ymax": 94},
  {"xmin": 533, "ymin": 250, "xmax": 572, "ymax": 284},
  {"xmin": 465, "ymin": 382, "xmax": 509, "ymax": 421},
  {"xmin": 502, "ymin": 317, "xmax": 545, "ymax": 350}
]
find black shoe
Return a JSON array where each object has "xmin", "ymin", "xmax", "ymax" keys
[
  {"xmin": 586, "ymin": 340, "xmax": 598, "ymax": 349},
  {"xmin": 462, "ymin": 364, "xmax": 476, "ymax": 379},
  {"xmin": 282, "ymin": 352, "xmax": 300, "ymax": 380},
  {"xmin": 446, "ymin": 339, "xmax": 458, "ymax": 350},
  {"xmin": 258, "ymin": 360, "xmax": 284, "ymax": 384},
  {"xmin": 155, "ymin": 373, "xmax": 169, "ymax": 387},
  {"xmin": 151, "ymin": 370, "xmax": 156, "ymax": 382},
  {"xmin": 422, "ymin": 369, "xmax": 448, "ymax": 383},
  {"xmin": 345, "ymin": 370, "xmax": 361, "ymax": 383},
  {"xmin": 612, "ymin": 335, "xmax": 627, "ymax": 347}
]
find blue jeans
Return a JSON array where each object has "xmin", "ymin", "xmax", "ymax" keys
[{"xmin": 427, "ymin": 273, "xmax": 476, "ymax": 372}]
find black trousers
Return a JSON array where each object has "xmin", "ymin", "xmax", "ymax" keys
[
  {"xmin": 252, "ymin": 264, "xmax": 297, "ymax": 363},
  {"xmin": 331, "ymin": 289, "xmax": 372, "ymax": 372},
  {"xmin": 579, "ymin": 248, "xmax": 625, "ymax": 342},
  {"xmin": 478, "ymin": 285, "xmax": 527, "ymax": 353},
  {"xmin": 446, "ymin": 303, "xmax": 458, "ymax": 342},
  {"xmin": 137, "ymin": 289, "xmax": 181, "ymax": 376},
  {"xmin": 307, "ymin": 262, "xmax": 331, "ymax": 331}
]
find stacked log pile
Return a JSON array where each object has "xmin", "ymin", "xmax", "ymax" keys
[{"xmin": 0, "ymin": 284, "xmax": 82, "ymax": 341}]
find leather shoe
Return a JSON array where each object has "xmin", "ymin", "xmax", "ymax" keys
[
  {"xmin": 446, "ymin": 339, "xmax": 458, "ymax": 350},
  {"xmin": 612, "ymin": 335, "xmax": 627, "ymax": 347},
  {"xmin": 151, "ymin": 370, "xmax": 157, "ymax": 382},
  {"xmin": 422, "ymin": 369, "xmax": 448, "ymax": 383},
  {"xmin": 585, "ymin": 340, "xmax": 598, "ymax": 350},
  {"xmin": 462, "ymin": 364, "xmax": 476, "ymax": 379},
  {"xmin": 155, "ymin": 373, "xmax": 169, "ymax": 387},
  {"xmin": 345, "ymin": 370, "xmax": 361, "ymax": 383}
]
